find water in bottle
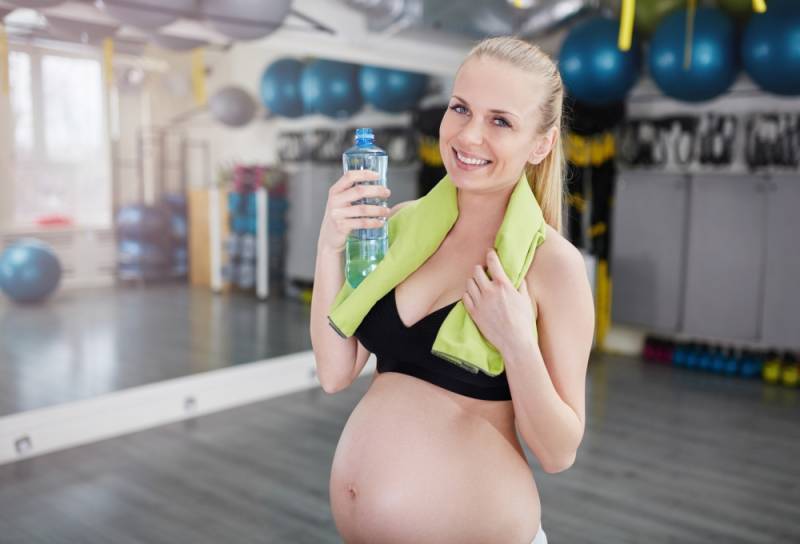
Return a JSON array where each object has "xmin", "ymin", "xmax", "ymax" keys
[{"xmin": 343, "ymin": 128, "xmax": 388, "ymax": 288}]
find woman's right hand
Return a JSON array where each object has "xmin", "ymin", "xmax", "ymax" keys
[{"xmin": 318, "ymin": 170, "xmax": 392, "ymax": 254}]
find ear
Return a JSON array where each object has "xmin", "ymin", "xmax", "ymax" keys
[{"xmin": 527, "ymin": 126, "xmax": 559, "ymax": 166}]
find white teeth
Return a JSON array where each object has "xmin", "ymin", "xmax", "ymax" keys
[{"xmin": 456, "ymin": 150, "xmax": 489, "ymax": 166}]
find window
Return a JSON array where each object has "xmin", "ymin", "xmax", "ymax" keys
[
  {"xmin": 9, "ymin": 51, "xmax": 33, "ymax": 154},
  {"xmin": 8, "ymin": 46, "xmax": 111, "ymax": 228}
]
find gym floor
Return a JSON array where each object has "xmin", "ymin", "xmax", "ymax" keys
[
  {"xmin": 0, "ymin": 284, "xmax": 312, "ymax": 416},
  {"xmin": 1, "ymin": 338, "xmax": 797, "ymax": 543}
]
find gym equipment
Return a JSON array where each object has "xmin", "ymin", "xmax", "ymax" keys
[
  {"xmin": 237, "ymin": 262, "xmax": 255, "ymax": 289},
  {"xmin": 723, "ymin": 348, "xmax": 740, "ymax": 377},
  {"xmin": 260, "ymin": 58, "xmax": 305, "ymax": 118},
  {"xmin": 672, "ymin": 341, "xmax": 688, "ymax": 367},
  {"xmin": 118, "ymin": 263, "xmax": 172, "ymax": 281},
  {"xmin": 100, "ymin": 0, "xmax": 194, "ymax": 30},
  {"xmin": 763, "ymin": 351, "xmax": 782, "ymax": 384},
  {"xmin": 739, "ymin": 350, "xmax": 763, "ymax": 379},
  {"xmin": 226, "ymin": 234, "xmax": 241, "ymax": 258},
  {"xmin": 559, "ymin": 17, "xmax": 642, "ymax": 105},
  {"xmin": 210, "ymin": 86, "xmax": 258, "ymax": 128},
  {"xmin": 300, "ymin": 60, "xmax": 363, "ymax": 118},
  {"xmin": 162, "ymin": 194, "xmax": 188, "ymax": 243},
  {"xmin": 649, "ymin": 7, "xmax": 738, "ymax": 102},
  {"xmin": 659, "ymin": 340, "xmax": 676, "ymax": 364},
  {"xmin": 635, "ymin": 0, "xmax": 687, "ymax": 36},
  {"xmin": 358, "ymin": 65, "xmax": 429, "ymax": 113},
  {"xmin": 170, "ymin": 214, "xmax": 187, "ymax": 242},
  {"xmin": 781, "ymin": 353, "xmax": 799, "ymax": 387},
  {"xmin": 118, "ymin": 239, "xmax": 172, "ymax": 267},
  {"xmin": 643, "ymin": 335, "xmax": 657, "ymax": 361},
  {"xmin": 116, "ymin": 205, "xmax": 171, "ymax": 239},
  {"xmin": 699, "ymin": 345, "xmax": 715, "ymax": 371},
  {"xmin": 0, "ymin": 239, "xmax": 62, "ymax": 304},
  {"xmin": 115, "ymin": 196, "xmax": 187, "ymax": 282},
  {"xmin": 200, "ymin": 0, "xmax": 292, "ymax": 41},
  {"xmin": 240, "ymin": 234, "xmax": 256, "ymax": 260},
  {"xmin": 711, "ymin": 347, "xmax": 728, "ymax": 374},
  {"xmin": 686, "ymin": 342, "xmax": 702, "ymax": 370},
  {"xmin": 742, "ymin": 0, "xmax": 800, "ymax": 96},
  {"xmin": 174, "ymin": 246, "xmax": 188, "ymax": 263}
]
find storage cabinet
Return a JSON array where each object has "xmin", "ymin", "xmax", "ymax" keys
[
  {"xmin": 611, "ymin": 171, "xmax": 800, "ymax": 348},
  {"xmin": 682, "ymin": 175, "xmax": 765, "ymax": 341},
  {"xmin": 611, "ymin": 173, "xmax": 689, "ymax": 333},
  {"xmin": 761, "ymin": 175, "xmax": 800, "ymax": 346}
]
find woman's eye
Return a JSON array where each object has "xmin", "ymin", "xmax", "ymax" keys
[{"xmin": 449, "ymin": 105, "xmax": 510, "ymax": 128}]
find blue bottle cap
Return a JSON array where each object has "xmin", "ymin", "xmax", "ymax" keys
[{"xmin": 355, "ymin": 127, "xmax": 374, "ymax": 142}]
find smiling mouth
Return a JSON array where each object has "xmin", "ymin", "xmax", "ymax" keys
[{"xmin": 453, "ymin": 148, "xmax": 492, "ymax": 167}]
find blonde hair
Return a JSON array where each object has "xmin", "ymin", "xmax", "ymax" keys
[{"xmin": 461, "ymin": 36, "xmax": 566, "ymax": 233}]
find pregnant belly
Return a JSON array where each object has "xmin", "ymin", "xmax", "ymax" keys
[{"xmin": 329, "ymin": 373, "xmax": 541, "ymax": 544}]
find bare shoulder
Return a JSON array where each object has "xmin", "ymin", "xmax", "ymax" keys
[{"xmin": 525, "ymin": 224, "xmax": 587, "ymax": 299}]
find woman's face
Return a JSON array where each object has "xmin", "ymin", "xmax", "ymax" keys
[{"xmin": 439, "ymin": 57, "xmax": 550, "ymax": 192}]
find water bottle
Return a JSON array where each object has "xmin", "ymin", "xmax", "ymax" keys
[{"xmin": 343, "ymin": 128, "xmax": 388, "ymax": 288}]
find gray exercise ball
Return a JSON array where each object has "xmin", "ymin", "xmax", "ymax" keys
[
  {"xmin": 209, "ymin": 86, "xmax": 258, "ymax": 127},
  {"xmin": 200, "ymin": 0, "xmax": 292, "ymax": 41},
  {"xmin": 7, "ymin": 1, "xmax": 63, "ymax": 8},
  {"xmin": 99, "ymin": 0, "xmax": 196, "ymax": 31}
]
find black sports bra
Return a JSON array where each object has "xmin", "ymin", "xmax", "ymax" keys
[{"xmin": 353, "ymin": 287, "xmax": 512, "ymax": 401}]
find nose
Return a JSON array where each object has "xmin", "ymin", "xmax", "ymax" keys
[{"xmin": 457, "ymin": 115, "xmax": 485, "ymax": 147}]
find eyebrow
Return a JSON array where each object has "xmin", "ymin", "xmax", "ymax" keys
[{"xmin": 451, "ymin": 95, "xmax": 519, "ymax": 120}]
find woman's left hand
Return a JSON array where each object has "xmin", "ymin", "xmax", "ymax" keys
[{"xmin": 463, "ymin": 248, "xmax": 537, "ymax": 354}]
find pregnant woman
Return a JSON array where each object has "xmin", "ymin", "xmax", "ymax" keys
[{"xmin": 310, "ymin": 36, "xmax": 594, "ymax": 544}]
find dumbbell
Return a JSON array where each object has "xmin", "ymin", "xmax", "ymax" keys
[{"xmin": 763, "ymin": 351, "xmax": 782, "ymax": 384}]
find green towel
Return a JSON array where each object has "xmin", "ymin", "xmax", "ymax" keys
[{"xmin": 327, "ymin": 171, "xmax": 547, "ymax": 377}]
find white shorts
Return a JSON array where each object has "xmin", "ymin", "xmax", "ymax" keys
[{"xmin": 531, "ymin": 524, "xmax": 548, "ymax": 544}]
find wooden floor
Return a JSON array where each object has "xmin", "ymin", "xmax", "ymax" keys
[
  {"xmin": 0, "ymin": 284, "xmax": 312, "ymax": 416},
  {"xmin": 1, "ymin": 353, "xmax": 798, "ymax": 543}
]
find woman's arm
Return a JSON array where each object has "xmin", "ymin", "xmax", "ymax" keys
[
  {"xmin": 503, "ymin": 228, "xmax": 594, "ymax": 473},
  {"xmin": 309, "ymin": 245, "xmax": 360, "ymax": 394},
  {"xmin": 309, "ymin": 199, "xmax": 416, "ymax": 393}
]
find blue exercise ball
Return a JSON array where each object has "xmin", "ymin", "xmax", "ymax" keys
[
  {"xmin": 116, "ymin": 205, "xmax": 171, "ymax": 239},
  {"xmin": 559, "ymin": 17, "xmax": 642, "ymax": 105},
  {"xmin": 649, "ymin": 7, "xmax": 738, "ymax": 102},
  {"xmin": 171, "ymin": 214, "xmax": 187, "ymax": 242},
  {"xmin": 359, "ymin": 66, "xmax": 429, "ymax": 113},
  {"xmin": 300, "ymin": 59, "xmax": 363, "ymax": 118},
  {"xmin": 261, "ymin": 58, "xmax": 305, "ymax": 118},
  {"xmin": 0, "ymin": 239, "xmax": 62, "ymax": 304},
  {"xmin": 742, "ymin": 0, "xmax": 800, "ymax": 96},
  {"xmin": 118, "ymin": 239, "xmax": 172, "ymax": 267},
  {"xmin": 161, "ymin": 193, "xmax": 187, "ymax": 214}
]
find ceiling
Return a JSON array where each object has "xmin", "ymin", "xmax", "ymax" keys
[
  {"xmin": 346, "ymin": 0, "xmax": 605, "ymax": 40},
  {"xmin": 0, "ymin": 0, "xmax": 610, "ymax": 65}
]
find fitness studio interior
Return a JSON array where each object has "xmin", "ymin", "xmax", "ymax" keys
[{"xmin": 0, "ymin": 0, "xmax": 798, "ymax": 542}]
